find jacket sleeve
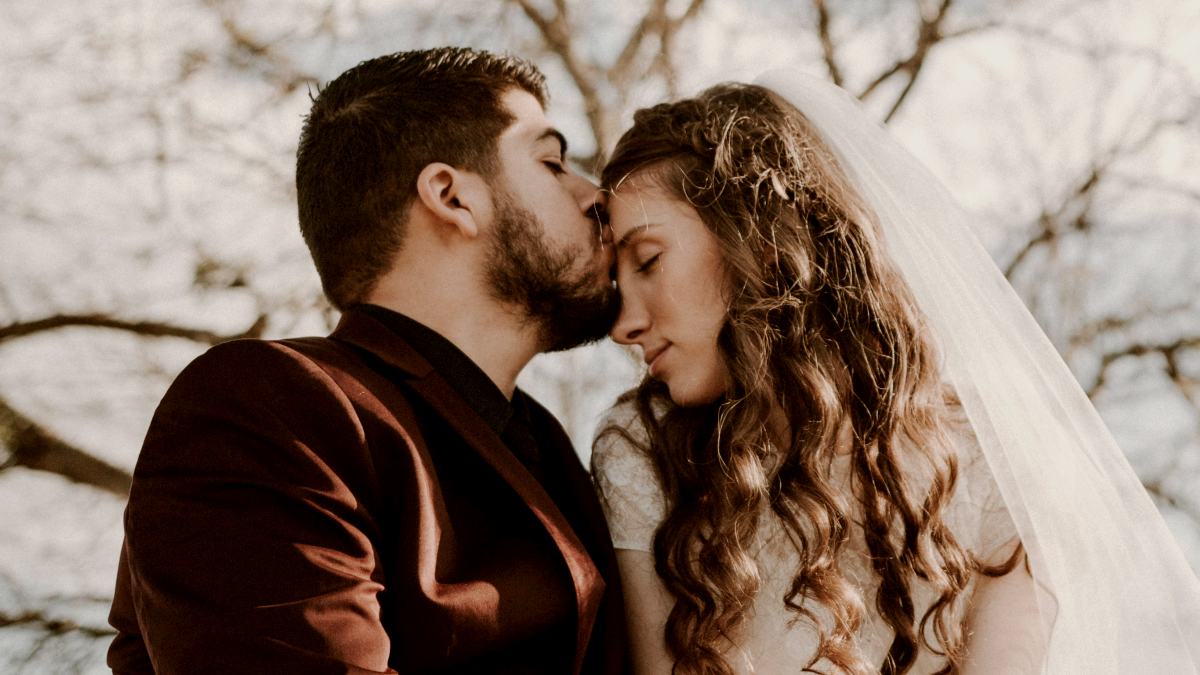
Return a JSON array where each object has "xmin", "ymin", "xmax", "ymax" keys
[{"xmin": 114, "ymin": 339, "xmax": 398, "ymax": 674}]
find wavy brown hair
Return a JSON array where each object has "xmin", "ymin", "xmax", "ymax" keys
[{"xmin": 598, "ymin": 83, "xmax": 1020, "ymax": 675}]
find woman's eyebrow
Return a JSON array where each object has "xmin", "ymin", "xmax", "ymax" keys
[{"xmin": 615, "ymin": 223, "xmax": 659, "ymax": 250}]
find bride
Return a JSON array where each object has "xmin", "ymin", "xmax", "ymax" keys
[{"xmin": 590, "ymin": 72, "xmax": 1200, "ymax": 674}]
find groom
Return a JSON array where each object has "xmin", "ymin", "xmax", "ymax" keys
[{"xmin": 108, "ymin": 48, "xmax": 626, "ymax": 674}]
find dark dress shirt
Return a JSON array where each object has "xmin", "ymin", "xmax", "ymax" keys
[{"xmin": 355, "ymin": 304, "xmax": 545, "ymax": 483}]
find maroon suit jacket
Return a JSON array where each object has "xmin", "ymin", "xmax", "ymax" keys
[{"xmin": 108, "ymin": 307, "xmax": 627, "ymax": 674}]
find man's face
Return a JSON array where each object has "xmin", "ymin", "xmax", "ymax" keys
[{"xmin": 483, "ymin": 89, "xmax": 618, "ymax": 351}]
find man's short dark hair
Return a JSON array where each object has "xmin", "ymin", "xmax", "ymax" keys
[{"xmin": 296, "ymin": 47, "xmax": 547, "ymax": 309}]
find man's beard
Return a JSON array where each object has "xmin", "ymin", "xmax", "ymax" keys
[{"xmin": 484, "ymin": 190, "xmax": 618, "ymax": 352}]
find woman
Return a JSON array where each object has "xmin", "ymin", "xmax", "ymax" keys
[{"xmin": 591, "ymin": 72, "xmax": 1200, "ymax": 674}]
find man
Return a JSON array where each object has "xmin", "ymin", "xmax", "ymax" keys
[{"xmin": 108, "ymin": 47, "xmax": 626, "ymax": 674}]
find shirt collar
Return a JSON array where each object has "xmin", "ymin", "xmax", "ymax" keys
[{"xmin": 353, "ymin": 304, "xmax": 513, "ymax": 435}]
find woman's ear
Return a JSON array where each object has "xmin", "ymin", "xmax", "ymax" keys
[{"xmin": 415, "ymin": 162, "xmax": 490, "ymax": 239}]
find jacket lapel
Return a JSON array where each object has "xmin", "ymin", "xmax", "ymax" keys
[
  {"xmin": 528, "ymin": 401, "xmax": 626, "ymax": 673},
  {"xmin": 330, "ymin": 308, "xmax": 605, "ymax": 674}
]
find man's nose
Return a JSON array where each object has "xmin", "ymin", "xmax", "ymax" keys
[
  {"xmin": 581, "ymin": 182, "xmax": 612, "ymax": 264},
  {"xmin": 594, "ymin": 211, "xmax": 615, "ymax": 269},
  {"xmin": 568, "ymin": 173, "xmax": 602, "ymax": 212}
]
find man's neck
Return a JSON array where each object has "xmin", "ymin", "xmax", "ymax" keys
[{"xmin": 366, "ymin": 286, "xmax": 540, "ymax": 399}]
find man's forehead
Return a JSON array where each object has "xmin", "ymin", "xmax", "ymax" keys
[
  {"xmin": 497, "ymin": 90, "xmax": 566, "ymax": 157},
  {"xmin": 500, "ymin": 86, "xmax": 544, "ymax": 116},
  {"xmin": 500, "ymin": 89, "xmax": 555, "ymax": 141}
]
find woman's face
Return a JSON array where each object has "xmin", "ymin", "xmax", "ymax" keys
[{"xmin": 608, "ymin": 178, "xmax": 730, "ymax": 406}]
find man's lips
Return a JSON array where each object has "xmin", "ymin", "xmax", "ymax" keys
[{"xmin": 644, "ymin": 344, "xmax": 670, "ymax": 376}]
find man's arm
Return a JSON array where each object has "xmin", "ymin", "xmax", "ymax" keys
[{"xmin": 113, "ymin": 339, "xmax": 397, "ymax": 674}]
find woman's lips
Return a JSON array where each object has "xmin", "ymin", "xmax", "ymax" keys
[{"xmin": 646, "ymin": 345, "xmax": 670, "ymax": 377}]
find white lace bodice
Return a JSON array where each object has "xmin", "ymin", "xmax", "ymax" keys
[{"xmin": 591, "ymin": 400, "xmax": 1018, "ymax": 674}]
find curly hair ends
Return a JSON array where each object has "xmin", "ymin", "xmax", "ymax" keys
[{"xmin": 600, "ymin": 83, "xmax": 1021, "ymax": 674}]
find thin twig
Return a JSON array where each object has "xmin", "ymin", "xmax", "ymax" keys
[
  {"xmin": 510, "ymin": 0, "xmax": 607, "ymax": 169},
  {"xmin": 811, "ymin": 0, "xmax": 843, "ymax": 87},
  {"xmin": 0, "ymin": 609, "xmax": 116, "ymax": 639},
  {"xmin": 857, "ymin": 0, "xmax": 955, "ymax": 121}
]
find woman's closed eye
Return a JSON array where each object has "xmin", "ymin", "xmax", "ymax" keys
[
  {"xmin": 636, "ymin": 252, "xmax": 661, "ymax": 274},
  {"xmin": 543, "ymin": 159, "xmax": 566, "ymax": 175}
]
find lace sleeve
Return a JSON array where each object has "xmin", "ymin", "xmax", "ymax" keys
[
  {"xmin": 949, "ymin": 423, "xmax": 1021, "ymax": 563},
  {"xmin": 590, "ymin": 402, "xmax": 666, "ymax": 553}
]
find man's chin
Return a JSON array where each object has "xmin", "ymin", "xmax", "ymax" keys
[{"xmin": 538, "ymin": 286, "xmax": 620, "ymax": 353}]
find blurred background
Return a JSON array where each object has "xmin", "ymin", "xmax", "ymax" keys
[{"xmin": 2, "ymin": 0, "xmax": 1198, "ymax": 671}]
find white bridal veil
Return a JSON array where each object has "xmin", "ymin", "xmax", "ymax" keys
[{"xmin": 755, "ymin": 70, "xmax": 1200, "ymax": 673}]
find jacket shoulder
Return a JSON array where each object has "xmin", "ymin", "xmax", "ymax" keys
[{"xmin": 175, "ymin": 335, "xmax": 405, "ymax": 404}]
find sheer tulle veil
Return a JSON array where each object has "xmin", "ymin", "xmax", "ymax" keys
[{"xmin": 754, "ymin": 70, "xmax": 1200, "ymax": 672}]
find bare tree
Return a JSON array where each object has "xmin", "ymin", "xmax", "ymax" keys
[
  {"xmin": 2, "ymin": 0, "xmax": 1197, "ymax": 670},
  {"xmin": 506, "ymin": 0, "xmax": 708, "ymax": 171}
]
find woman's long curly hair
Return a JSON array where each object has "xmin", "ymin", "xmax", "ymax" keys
[{"xmin": 598, "ymin": 83, "xmax": 1020, "ymax": 675}]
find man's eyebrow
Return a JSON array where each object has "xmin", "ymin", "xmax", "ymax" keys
[
  {"xmin": 535, "ymin": 128, "xmax": 568, "ymax": 158},
  {"xmin": 615, "ymin": 223, "xmax": 657, "ymax": 250}
]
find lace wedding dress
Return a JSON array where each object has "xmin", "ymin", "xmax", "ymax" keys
[{"xmin": 593, "ymin": 401, "xmax": 1021, "ymax": 674}]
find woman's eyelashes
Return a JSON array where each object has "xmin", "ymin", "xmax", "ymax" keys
[
  {"xmin": 635, "ymin": 252, "xmax": 661, "ymax": 274},
  {"xmin": 542, "ymin": 159, "xmax": 566, "ymax": 175}
]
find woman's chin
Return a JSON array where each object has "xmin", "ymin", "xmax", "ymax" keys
[{"xmin": 665, "ymin": 378, "xmax": 726, "ymax": 407}]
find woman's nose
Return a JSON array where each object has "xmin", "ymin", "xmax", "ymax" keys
[{"xmin": 610, "ymin": 292, "xmax": 648, "ymax": 345}]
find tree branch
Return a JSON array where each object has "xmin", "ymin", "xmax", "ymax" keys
[
  {"xmin": 811, "ymin": 0, "xmax": 843, "ymax": 87},
  {"xmin": 513, "ymin": 0, "xmax": 706, "ymax": 168},
  {"xmin": 1087, "ymin": 336, "xmax": 1200, "ymax": 398},
  {"xmin": 0, "ymin": 609, "xmax": 115, "ymax": 639},
  {"xmin": 1003, "ymin": 166, "xmax": 1102, "ymax": 279},
  {"xmin": 204, "ymin": 0, "xmax": 319, "ymax": 94},
  {"xmin": 654, "ymin": 0, "xmax": 706, "ymax": 99},
  {"xmin": 1109, "ymin": 172, "xmax": 1200, "ymax": 206},
  {"xmin": 510, "ymin": 0, "xmax": 608, "ymax": 170},
  {"xmin": 0, "ymin": 313, "xmax": 265, "ymax": 493},
  {"xmin": 882, "ymin": 67, "xmax": 922, "ymax": 123},
  {"xmin": 608, "ymin": 0, "xmax": 671, "ymax": 89},
  {"xmin": 856, "ymin": 0, "xmax": 957, "ymax": 122},
  {"xmin": 1143, "ymin": 479, "xmax": 1200, "ymax": 530},
  {"xmin": 0, "ymin": 396, "xmax": 132, "ymax": 496},
  {"xmin": 0, "ymin": 313, "xmax": 267, "ymax": 346},
  {"xmin": 1163, "ymin": 349, "xmax": 1200, "ymax": 414},
  {"xmin": 1068, "ymin": 302, "xmax": 1196, "ymax": 353},
  {"xmin": 1003, "ymin": 213, "xmax": 1057, "ymax": 279},
  {"xmin": 858, "ymin": 55, "xmax": 909, "ymax": 102}
]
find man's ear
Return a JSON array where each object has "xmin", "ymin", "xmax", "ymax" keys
[{"xmin": 415, "ymin": 163, "xmax": 489, "ymax": 240}]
